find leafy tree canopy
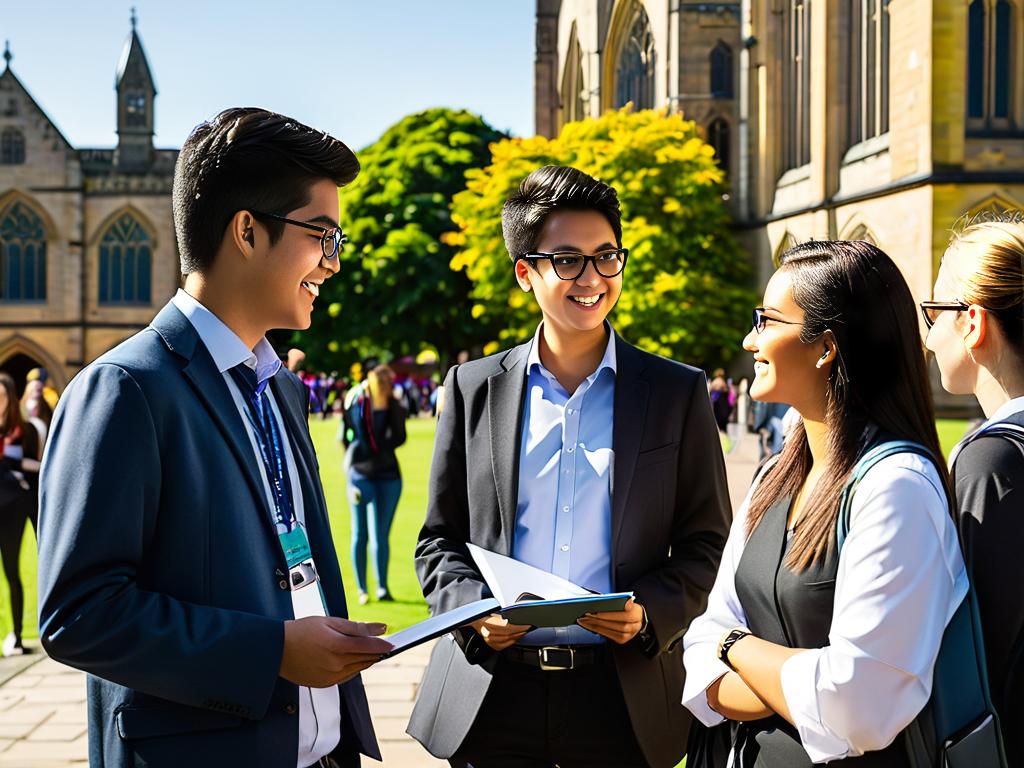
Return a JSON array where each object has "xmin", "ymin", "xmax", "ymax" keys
[{"xmin": 448, "ymin": 107, "xmax": 755, "ymax": 369}]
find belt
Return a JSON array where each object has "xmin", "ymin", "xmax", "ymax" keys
[{"xmin": 502, "ymin": 644, "xmax": 606, "ymax": 671}]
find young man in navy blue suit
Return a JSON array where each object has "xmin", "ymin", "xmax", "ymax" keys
[{"xmin": 38, "ymin": 108, "xmax": 391, "ymax": 767}]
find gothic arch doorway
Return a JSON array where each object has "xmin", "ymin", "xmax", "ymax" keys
[{"xmin": 0, "ymin": 353, "xmax": 44, "ymax": 398}]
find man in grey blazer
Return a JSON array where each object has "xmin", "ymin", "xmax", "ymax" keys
[
  {"xmin": 38, "ymin": 108, "xmax": 392, "ymax": 767},
  {"xmin": 407, "ymin": 166, "xmax": 731, "ymax": 767}
]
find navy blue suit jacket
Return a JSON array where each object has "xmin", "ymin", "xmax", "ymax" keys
[{"xmin": 37, "ymin": 302, "xmax": 379, "ymax": 767}]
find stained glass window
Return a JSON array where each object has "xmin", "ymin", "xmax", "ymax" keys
[
  {"xmin": 0, "ymin": 202, "xmax": 46, "ymax": 302},
  {"xmin": 99, "ymin": 215, "xmax": 152, "ymax": 305}
]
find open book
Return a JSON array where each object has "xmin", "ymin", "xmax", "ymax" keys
[{"xmin": 382, "ymin": 545, "xmax": 632, "ymax": 657}]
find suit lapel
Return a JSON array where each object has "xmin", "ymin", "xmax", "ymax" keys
[
  {"xmin": 151, "ymin": 303, "xmax": 282, "ymax": 558},
  {"xmin": 611, "ymin": 336, "xmax": 649, "ymax": 562},
  {"xmin": 487, "ymin": 343, "xmax": 530, "ymax": 556}
]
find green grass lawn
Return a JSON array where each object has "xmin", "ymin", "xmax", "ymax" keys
[{"xmin": 0, "ymin": 415, "xmax": 974, "ymax": 643}]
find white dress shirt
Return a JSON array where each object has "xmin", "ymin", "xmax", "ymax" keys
[
  {"xmin": 171, "ymin": 289, "xmax": 341, "ymax": 768},
  {"xmin": 682, "ymin": 451, "xmax": 968, "ymax": 764}
]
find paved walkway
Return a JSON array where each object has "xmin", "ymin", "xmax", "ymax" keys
[{"xmin": 0, "ymin": 433, "xmax": 758, "ymax": 766}]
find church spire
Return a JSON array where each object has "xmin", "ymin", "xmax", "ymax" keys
[
  {"xmin": 115, "ymin": 11, "xmax": 156, "ymax": 171},
  {"xmin": 3, "ymin": 41, "xmax": 11, "ymax": 71}
]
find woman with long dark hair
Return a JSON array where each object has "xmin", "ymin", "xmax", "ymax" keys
[
  {"xmin": 924, "ymin": 215, "xmax": 1024, "ymax": 765},
  {"xmin": 0, "ymin": 372, "xmax": 40, "ymax": 655},
  {"xmin": 683, "ymin": 241, "xmax": 967, "ymax": 766}
]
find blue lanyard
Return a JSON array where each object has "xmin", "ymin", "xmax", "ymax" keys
[{"xmin": 232, "ymin": 373, "xmax": 296, "ymax": 532}]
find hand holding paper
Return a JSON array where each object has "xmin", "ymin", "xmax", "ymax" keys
[
  {"xmin": 469, "ymin": 614, "xmax": 532, "ymax": 651},
  {"xmin": 576, "ymin": 597, "xmax": 646, "ymax": 644}
]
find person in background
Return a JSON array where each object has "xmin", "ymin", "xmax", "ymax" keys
[
  {"xmin": 341, "ymin": 365, "xmax": 407, "ymax": 605},
  {"xmin": 923, "ymin": 214, "xmax": 1024, "ymax": 765},
  {"xmin": 709, "ymin": 368, "xmax": 733, "ymax": 433},
  {"xmin": 25, "ymin": 368, "xmax": 58, "ymax": 415},
  {"xmin": 0, "ymin": 372, "xmax": 40, "ymax": 656}
]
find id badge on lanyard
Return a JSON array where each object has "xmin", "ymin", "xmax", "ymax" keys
[
  {"xmin": 239, "ymin": 380, "xmax": 330, "ymax": 620},
  {"xmin": 280, "ymin": 525, "xmax": 329, "ymax": 618}
]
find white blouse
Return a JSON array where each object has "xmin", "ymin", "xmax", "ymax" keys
[{"xmin": 682, "ymin": 452, "xmax": 969, "ymax": 764}]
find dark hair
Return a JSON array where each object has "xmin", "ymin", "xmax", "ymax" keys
[
  {"xmin": 501, "ymin": 165, "xmax": 622, "ymax": 261},
  {"xmin": 747, "ymin": 240, "xmax": 948, "ymax": 570},
  {"xmin": 172, "ymin": 107, "xmax": 360, "ymax": 274},
  {"xmin": 0, "ymin": 373, "xmax": 22, "ymax": 435}
]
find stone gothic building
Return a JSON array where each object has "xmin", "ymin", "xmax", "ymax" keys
[
  {"xmin": 535, "ymin": 0, "xmax": 1024, "ymax": 406},
  {"xmin": 0, "ymin": 18, "xmax": 178, "ymax": 393}
]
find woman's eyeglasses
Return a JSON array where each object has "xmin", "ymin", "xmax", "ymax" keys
[
  {"xmin": 752, "ymin": 307, "xmax": 801, "ymax": 334},
  {"xmin": 251, "ymin": 210, "xmax": 347, "ymax": 261},
  {"xmin": 516, "ymin": 248, "xmax": 628, "ymax": 281},
  {"xmin": 919, "ymin": 300, "xmax": 969, "ymax": 329}
]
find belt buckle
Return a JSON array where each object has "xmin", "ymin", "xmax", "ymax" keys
[{"xmin": 539, "ymin": 646, "xmax": 574, "ymax": 671}]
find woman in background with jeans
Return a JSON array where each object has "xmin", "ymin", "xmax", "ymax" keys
[
  {"xmin": 341, "ymin": 365, "xmax": 406, "ymax": 605},
  {"xmin": 0, "ymin": 372, "xmax": 41, "ymax": 656}
]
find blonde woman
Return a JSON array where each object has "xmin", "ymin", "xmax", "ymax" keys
[
  {"xmin": 923, "ymin": 213, "xmax": 1024, "ymax": 765},
  {"xmin": 341, "ymin": 365, "xmax": 407, "ymax": 604}
]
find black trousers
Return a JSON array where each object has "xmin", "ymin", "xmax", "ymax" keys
[
  {"xmin": 451, "ymin": 655, "xmax": 648, "ymax": 768},
  {"xmin": 0, "ymin": 478, "xmax": 36, "ymax": 639}
]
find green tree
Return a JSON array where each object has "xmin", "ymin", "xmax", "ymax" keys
[
  {"xmin": 293, "ymin": 108, "xmax": 505, "ymax": 370},
  {"xmin": 449, "ymin": 107, "xmax": 755, "ymax": 369}
]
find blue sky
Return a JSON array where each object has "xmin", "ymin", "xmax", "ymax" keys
[{"xmin": 4, "ymin": 1, "xmax": 535, "ymax": 151}]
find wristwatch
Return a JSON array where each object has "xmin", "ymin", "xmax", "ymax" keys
[{"xmin": 717, "ymin": 628, "xmax": 751, "ymax": 671}]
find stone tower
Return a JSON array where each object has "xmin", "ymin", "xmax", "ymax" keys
[{"xmin": 114, "ymin": 9, "xmax": 156, "ymax": 172}]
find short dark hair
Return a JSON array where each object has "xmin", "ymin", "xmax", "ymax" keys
[
  {"xmin": 172, "ymin": 107, "xmax": 360, "ymax": 274},
  {"xmin": 501, "ymin": 165, "xmax": 622, "ymax": 261}
]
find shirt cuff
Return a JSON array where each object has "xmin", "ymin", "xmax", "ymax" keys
[
  {"xmin": 781, "ymin": 649, "xmax": 851, "ymax": 764},
  {"xmin": 681, "ymin": 643, "xmax": 730, "ymax": 727}
]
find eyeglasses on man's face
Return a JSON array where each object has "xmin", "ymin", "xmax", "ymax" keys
[
  {"xmin": 516, "ymin": 248, "xmax": 628, "ymax": 281},
  {"xmin": 250, "ymin": 210, "xmax": 347, "ymax": 261},
  {"xmin": 919, "ymin": 300, "xmax": 969, "ymax": 329},
  {"xmin": 751, "ymin": 307, "xmax": 801, "ymax": 334}
]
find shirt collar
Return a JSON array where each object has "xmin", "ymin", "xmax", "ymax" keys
[
  {"xmin": 984, "ymin": 395, "xmax": 1024, "ymax": 427},
  {"xmin": 526, "ymin": 321, "xmax": 618, "ymax": 382},
  {"xmin": 171, "ymin": 289, "xmax": 282, "ymax": 385}
]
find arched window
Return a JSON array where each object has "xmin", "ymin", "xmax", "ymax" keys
[
  {"xmin": 0, "ymin": 201, "xmax": 46, "ymax": 302},
  {"xmin": 99, "ymin": 214, "xmax": 152, "ymax": 305},
  {"xmin": 615, "ymin": 4, "xmax": 656, "ymax": 110},
  {"xmin": 0, "ymin": 128, "xmax": 25, "ymax": 165},
  {"xmin": 782, "ymin": 0, "xmax": 812, "ymax": 170},
  {"xmin": 708, "ymin": 118, "xmax": 731, "ymax": 174},
  {"xmin": 848, "ymin": 0, "xmax": 891, "ymax": 146},
  {"xmin": 710, "ymin": 42, "xmax": 734, "ymax": 99},
  {"xmin": 562, "ymin": 31, "xmax": 587, "ymax": 124},
  {"xmin": 968, "ymin": 0, "xmax": 1018, "ymax": 132}
]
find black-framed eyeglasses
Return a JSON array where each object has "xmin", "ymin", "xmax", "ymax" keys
[
  {"xmin": 250, "ymin": 210, "xmax": 347, "ymax": 261},
  {"xmin": 752, "ymin": 307, "xmax": 801, "ymax": 334},
  {"xmin": 517, "ymin": 248, "xmax": 629, "ymax": 281},
  {"xmin": 919, "ymin": 300, "xmax": 969, "ymax": 329}
]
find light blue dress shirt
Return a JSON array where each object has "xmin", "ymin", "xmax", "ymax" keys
[{"xmin": 513, "ymin": 323, "xmax": 617, "ymax": 646}]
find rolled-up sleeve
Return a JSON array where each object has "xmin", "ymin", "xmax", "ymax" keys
[
  {"xmin": 682, "ymin": 486, "xmax": 753, "ymax": 726},
  {"xmin": 779, "ymin": 455, "xmax": 969, "ymax": 763}
]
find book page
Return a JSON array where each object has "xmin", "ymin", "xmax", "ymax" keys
[{"xmin": 467, "ymin": 543, "xmax": 592, "ymax": 605}]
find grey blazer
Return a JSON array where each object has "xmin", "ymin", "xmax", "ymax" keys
[{"xmin": 406, "ymin": 333, "xmax": 731, "ymax": 768}]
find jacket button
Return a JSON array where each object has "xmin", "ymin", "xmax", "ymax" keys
[
  {"xmin": 284, "ymin": 703, "xmax": 297, "ymax": 715},
  {"xmin": 279, "ymin": 580, "xmax": 289, "ymax": 590}
]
